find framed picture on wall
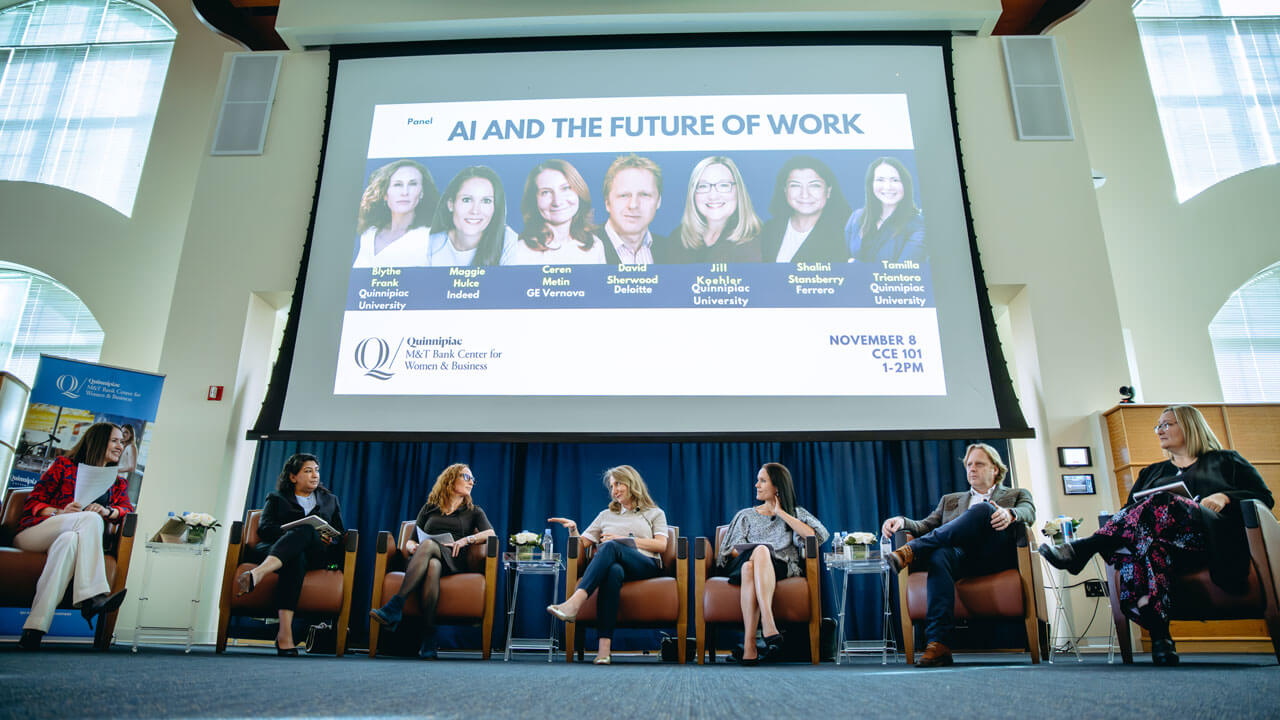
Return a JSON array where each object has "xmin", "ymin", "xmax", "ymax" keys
[
  {"xmin": 1062, "ymin": 473, "xmax": 1095, "ymax": 495},
  {"xmin": 1057, "ymin": 446, "xmax": 1092, "ymax": 467}
]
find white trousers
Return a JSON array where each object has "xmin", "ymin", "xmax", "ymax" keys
[{"xmin": 13, "ymin": 512, "xmax": 110, "ymax": 632}]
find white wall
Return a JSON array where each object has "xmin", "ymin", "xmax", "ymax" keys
[
  {"xmin": 0, "ymin": 0, "xmax": 240, "ymax": 372},
  {"xmin": 1053, "ymin": 1, "xmax": 1280, "ymax": 403}
]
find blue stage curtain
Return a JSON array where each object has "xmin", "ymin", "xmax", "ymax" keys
[{"xmin": 246, "ymin": 438, "xmax": 1010, "ymax": 655}]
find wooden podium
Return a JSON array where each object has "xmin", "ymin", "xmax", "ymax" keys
[{"xmin": 1103, "ymin": 403, "xmax": 1280, "ymax": 653}]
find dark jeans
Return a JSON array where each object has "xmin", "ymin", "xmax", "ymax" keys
[
  {"xmin": 577, "ymin": 540, "xmax": 661, "ymax": 639},
  {"xmin": 255, "ymin": 526, "xmax": 335, "ymax": 612},
  {"xmin": 907, "ymin": 502, "xmax": 1018, "ymax": 645}
]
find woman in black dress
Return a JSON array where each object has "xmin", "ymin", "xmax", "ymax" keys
[
  {"xmin": 369, "ymin": 463, "xmax": 495, "ymax": 658},
  {"xmin": 1039, "ymin": 404, "xmax": 1273, "ymax": 665},
  {"xmin": 760, "ymin": 156, "xmax": 851, "ymax": 264},
  {"xmin": 235, "ymin": 453, "xmax": 346, "ymax": 656}
]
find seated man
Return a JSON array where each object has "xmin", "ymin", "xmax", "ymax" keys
[{"xmin": 880, "ymin": 442, "xmax": 1035, "ymax": 667}]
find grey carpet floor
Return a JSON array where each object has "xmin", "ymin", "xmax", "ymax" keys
[{"xmin": 0, "ymin": 646, "xmax": 1276, "ymax": 720}]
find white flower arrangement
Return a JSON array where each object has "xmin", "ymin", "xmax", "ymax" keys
[
  {"xmin": 510, "ymin": 530, "xmax": 541, "ymax": 547},
  {"xmin": 181, "ymin": 512, "xmax": 219, "ymax": 528},
  {"xmin": 843, "ymin": 531, "xmax": 877, "ymax": 546}
]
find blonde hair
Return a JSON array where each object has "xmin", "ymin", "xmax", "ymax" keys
[
  {"xmin": 426, "ymin": 463, "xmax": 475, "ymax": 512},
  {"xmin": 1162, "ymin": 405, "xmax": 1223, "ymax": 459},
  {"xmin": 605, "ymin": 465, "xmax": 657, "ymax": 513},
  {"xmin": 679, "ymin": 156, "xmax": 761, "ymax": 250},
  {"xmin": 964, "ymin": 443, "xmax": 1008, "ymax": 485}
]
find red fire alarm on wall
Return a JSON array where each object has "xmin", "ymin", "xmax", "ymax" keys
[{"xmin": 208, "ymin": 385, "xmax": 224, "ymax": 401}]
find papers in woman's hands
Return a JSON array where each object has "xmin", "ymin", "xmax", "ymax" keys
[
  {"xmin": 74, "ymin": 464, "xmax": 119, "ymax": 506},
  {"xmin": 414, "ymin": 528, "xmax": 457, "ymax": 546},
  {"xmin": 1132, "ymin": 480, "xmax": 1192, "ymax": 502},
  {"xmin": 282, "ymin": 515, "xmax": 341, "ymax": 542}
]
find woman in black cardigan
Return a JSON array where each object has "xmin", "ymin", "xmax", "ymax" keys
[
  {"xmin": 235, "ymin": 453, "xmax": 345, "ymax": 656},
  {"xmin": 759, "ymin": 155, "xmax": 851, "ymax": 264},
  {"xmin": 1040, "ymin": 404, "xmax": 1273, "ymax": 666}
]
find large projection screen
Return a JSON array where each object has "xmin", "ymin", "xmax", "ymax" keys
[{"xmin": 276, "ymin": 42, "xmax": 1014, "ymax": 436}]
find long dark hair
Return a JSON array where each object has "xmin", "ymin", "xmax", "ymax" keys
[
  {"xmin": 768, "ymin": 155, "xmax": 851, "ymax": 221},
  {"xmin": 276, "ymin": 453, "xmax": 320, "ymax": 494},
  {"xmin": 762, "ymin": 462, "xmax": 797, "ymax": 517},
  {"xmin": 430, "ymin": 166, "xmax": 506, "ymax": 266},
  {"xmin": 857, "ymin": 156, "xmax": 920, "ymax": 243},
  {"xmin": 67, "ymin": 422, "xmax": 120, "ymax": 467}
]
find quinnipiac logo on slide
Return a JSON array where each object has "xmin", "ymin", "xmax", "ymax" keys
[
  {"xmin": 354, "ymin": 337, "xmax": 401, "ymax": 380},
  {"xmin": 56, "ymin": 374, "xmax": 81, "ymax": 399}
]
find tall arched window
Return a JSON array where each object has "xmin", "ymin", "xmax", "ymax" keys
[
  {"xmin": 0, "ymin": 261, "xmax": 103, "ymax": 385},
  {"xmin": 1210, "ymin": 261, "xmax": 1280, "ymax": 401},
  {"xmin": 0, "ymin": 0, "xmax": 176, "ymax": 216},
  {"xmin": 1134, "ymin": 1, "xmax": 1280, "ymax": 202}
]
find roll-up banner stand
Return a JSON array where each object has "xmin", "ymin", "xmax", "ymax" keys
[{"xmin": 2, "ymin": 355, "xmax": 164, "ymax": 638}]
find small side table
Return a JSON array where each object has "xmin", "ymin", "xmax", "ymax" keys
[
  {"xmin": 826, "ymin": 551, "xmax": 897, "ymax": 665},
  {"xmin": 132, "ymin": 540, "xmax": 212, "ymax": 652},
  {"xmin": 503, "ymin": 552, "xmax": 562, "ymax": 662}
]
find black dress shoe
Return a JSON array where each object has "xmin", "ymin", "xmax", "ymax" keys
[
  {"xmin": 1151, "ymin": 637, "xmax": 1179, "ymax": 666},
  {"xmin": 760, "ymin": 633, "xmax": 785, "ymax": 663},
  {"xmin": 79, "ymin": 589, "xmax": 127, "ymax": 629},
  {"xmin": 1038, "ymin": 543, "xmax": 1089, "ymax": 575},
  {"xmin": 275, "ymin": 641, "xmax": 300, "ymax": 657},
  {"xmin": 17, "ymin": 629, "xmax": 43, "ymax": 651}
]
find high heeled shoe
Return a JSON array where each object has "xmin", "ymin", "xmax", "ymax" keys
[
  {"xmin": 546, "ymin": 603, "xmax": 576, "ymax": 622},
  {"xmin": 760, "ymin": 633, "xmax": 785, "ymax": 663},
  {"xmin": 417, "ymin": 629, "xmax": 438, "ymax": 660},
  {"xmin": 369, "ymin": 596, "xmax": 404, "ymax": 632},
  {"xmin": 1038, "ymin": 542, "xmax": 1090, "ymax": 575},
  {"xmin": 235, "ymin": 571, "xmax": 256, "ymax": 597},
  {"xmin": 17, "ymin": 629, "xmax": 43, "ymax": 651},
  {"xmin": 275, "ymin": 641, "xmax": 300, "ymax": 657},
  {"xmin": 79, "ymin": 589, "xmax": 127, "ymax": 629}
]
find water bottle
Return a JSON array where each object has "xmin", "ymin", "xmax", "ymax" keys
[
  {"xmin": 542, "ymin": 527, "xmax": 553, "ymax": 560},
  {"xmin": 832, "ymin": 532, "xmax": 843, "ymax": 556}
]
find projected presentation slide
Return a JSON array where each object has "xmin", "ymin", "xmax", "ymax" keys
[
  {"xmin": 336, "ymin": 94, "xmax": 941, "ymax": 397},
  {"xmin": 281, "ymin": 44, "xmax": 1001, "ymax": 435}
]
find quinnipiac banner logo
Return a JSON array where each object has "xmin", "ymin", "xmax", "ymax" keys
[
  {"xmin": 354, "ymin": 337, "xmax": 402, "ymax": 380},
  {"xmin": 55, "ymin": 374, "xmax": 81, "ymax": 399}
]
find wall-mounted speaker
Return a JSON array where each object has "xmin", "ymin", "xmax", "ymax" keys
[
  {"xmin": 1001, "ymin": 36, "xmax": 1074, "ymax": 141},
  {"xmin": 211, "ymin": 53, "xmax": 283, "ymax": 156}
]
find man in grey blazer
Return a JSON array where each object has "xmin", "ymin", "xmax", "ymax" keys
[{"xmin": 880, "ymin": 442, "xmax": 1035, "ymax": 667}]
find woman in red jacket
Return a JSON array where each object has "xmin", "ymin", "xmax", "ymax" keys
[{"xmin": 14, "ymin": 422, "xmax": 132, "ymax": 650}]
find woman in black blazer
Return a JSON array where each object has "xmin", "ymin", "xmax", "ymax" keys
[
  {"xmin": 234, "ymin": 453, "xmax": 345, "ymax": 656},
  {"xmin": 760, "ymin": 155, "xmax": 851, "ymax": 264}
]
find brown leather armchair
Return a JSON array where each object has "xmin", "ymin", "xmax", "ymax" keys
[
  {"xmin": 1101, "ymin": 500, "xmax": 1280, "ymax": 663},
  {"xmin": 0, "ymin": 489, "xmax": 137, "ymax": 649},
  {"xmin": 694, "ymin": 526, "xmax": 821, "ymax": 664},
  {"xmin": 563, "ymin": 526, "xmax": 688, "ymax": 662},
  {"xmin": 215, "ymin": 509, "xmax": 358, "ymax": 656},
  {"xmin": 895, "ymin": 523, "xmax": 1046, "ymax": 664},
  {"xmin": 367, "ymin": 521, "xmax": 498, "ymax": 658}
]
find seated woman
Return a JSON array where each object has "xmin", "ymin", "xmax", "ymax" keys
[
  {"xmin": 14, "ymin": 422, "xmax": 132, "ymax": 650},
  {"xmin": 426, "ymin": 166, "xmax": 514, "ymax": 267},
  {"xmin": 235, "ymin": 453, "xmax": 345, "ymax": 656},
  {"xmin": 546, "ymin": 465, "xmax": 669, "ymax": 664},
  {"xmin": 716, "ymin": 462, "xmax": 828, "ymax": 664},
  {"xmin": 1040, "ymin": 404, "xmax": 1274, "ymax": 666},
  {"xmin": 760, "ymin": 156, "xmax": 851, "ymax": 264},
  {"xmin": 505, "ymin": 159, "xmax": 605, "ymax": 265},
  {"xmin": 844, "ymin": 156, "xmax": 926, "ymax": 264},
  {"xmin": 353, "ymin": 159, "xmax": 439, "ymax": 267},
  {"xmin": 368, "ymin": 463, "xmax": 495, "ymax": 658},
  {"xmin": 671, "ymin": 155, "xmax": 762, "ymax": 263}
]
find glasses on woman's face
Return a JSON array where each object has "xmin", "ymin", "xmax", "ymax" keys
[
  {"xmin": 1154, "ymin": 420, "xmax": 1178, "ymax": 432},
  {"xmin": 460, "ymin": 472, "xmax": 475, "ymax": 483},
  {"xmin": 694, "ymin": 181, "xmax": 735, "ymax": 195}
]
